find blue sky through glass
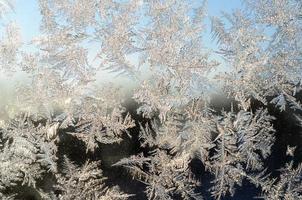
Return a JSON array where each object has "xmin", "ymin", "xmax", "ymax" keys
[
  {"xmin": 12, "ymin": 0, "xmax": 243, "ymax": 43},
  {"xmin": 13, "ymin": 0, "xmax": 41, "ymax": 42},
  {"xmin": 0, "ymin": 0, "xmax": 244, "ymax": 85}
]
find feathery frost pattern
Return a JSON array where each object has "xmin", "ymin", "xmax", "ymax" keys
[{"xmin": 0, "ymin": 0, "xmax": 301, "ymax": 199}]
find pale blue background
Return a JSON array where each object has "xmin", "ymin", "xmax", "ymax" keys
[{"xmin": 11, "ymin": 0, "xmax": 242, "ymax": 43}]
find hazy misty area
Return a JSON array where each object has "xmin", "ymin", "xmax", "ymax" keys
[{"xmin": 0, "ymin": 0, "xmax": 237, "ymax": 120}]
